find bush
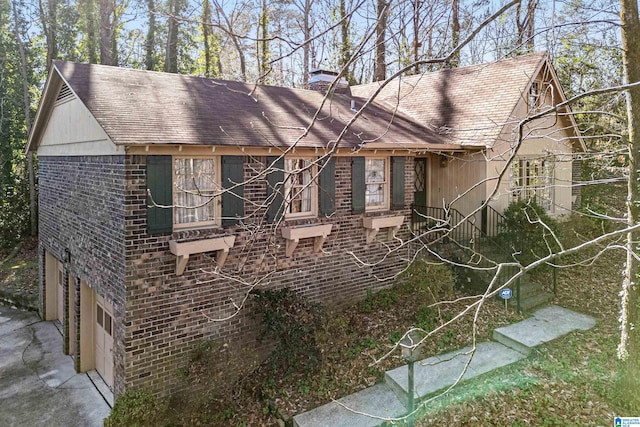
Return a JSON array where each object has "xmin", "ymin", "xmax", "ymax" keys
[
  {"xmin": 104, "ymin": 389, "xmax": 164, "ymax": 427},
  {"xmin": 498, "ymin": 200, "xmax": 561, "ymax": 266},
  {"xmin": 414, "ymin": 305, "xmax": 437, "ymax": 331},
  {"xmin": 253, "ymin": 288, "xmax": 325, "ymax": 373},
  {"xmin": 398, "ymin": 260, "xmax": 455, "ymax": 304},
  {"xmin": 359, "ymin": 288, "xmax": 398, "ymax": 313}
]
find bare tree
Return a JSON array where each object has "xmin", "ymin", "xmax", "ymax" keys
[
  {"xmin": 373, "ymin": 0, "xmax": 389, "ymax": 81},
  {"xmin": 618, "ymin": 0, "xmax": 640, "ymax": 409}
]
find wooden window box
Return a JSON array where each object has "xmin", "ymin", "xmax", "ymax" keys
[
  {"xmin": 362, "ymin": 215, "xmax": 405, "ymax": 243},
  {"xmin": 281, "ymin": 223, "xmax": 333, "ymax": 257},
  {"xmin": 169, "ymin": 235, "xmax": 236, "ymax": 276}
]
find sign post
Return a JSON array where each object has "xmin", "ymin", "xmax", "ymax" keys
[{"xmin": 499, "ymin": 288, "xmax": 513, "ymax": 311}]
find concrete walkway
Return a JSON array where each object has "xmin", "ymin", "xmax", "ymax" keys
[
  {"xmin": 0, "ymin": 304, "xmax": 111, "ymax": 427},
  {"xmin": 293, "ymin": 305, "xmax": 596, "ymax": 427}
]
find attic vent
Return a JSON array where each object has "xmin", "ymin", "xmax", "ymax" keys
[{"xmin": 55, "ymin": 83, "xmax": 75, "ymax": 104}]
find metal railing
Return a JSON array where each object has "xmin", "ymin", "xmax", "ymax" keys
[
  {"xmin": 413, "ymin": 202, "xmax": 560, "ymax": 312},
  {"xmin": 411, "ymin": 203, "xmax": 525, "ymax": 311}
]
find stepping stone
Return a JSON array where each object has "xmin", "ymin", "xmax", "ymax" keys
[
  {"xmin": 292, "ymin": 383, "xmax": 406, "ymax": 427},
  {"xmin": 384, "ymin": 341, "xmax": 526, "ymax": 402},
  {"xmin": 493, "ymin": 305, "xmax": 596, "ymax": 355}
]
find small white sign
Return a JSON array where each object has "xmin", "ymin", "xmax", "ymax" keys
[
  {"xmin": 615, "ymin": 417, "xmax": 640, "ymax": 427},
  {"xmin": 499, "ymin": 288, "xmax": 513, "ymax": 300}
]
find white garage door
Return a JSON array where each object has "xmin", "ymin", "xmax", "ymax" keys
[
  {"xmin": 56, "ymin": 263, "xmax": 64, "ymax": 325},
  {"xmin": 95, "ymin": 295, "xmax": 114, "ymax": 388}
]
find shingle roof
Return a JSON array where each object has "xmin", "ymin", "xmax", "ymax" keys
[
  {"xmin": 351, "ymin": 52, "xmax": 548, "ymax": 147},
  {"xmin": 51, "ymin": 61, "xmax": 458, "ymax": 151}
]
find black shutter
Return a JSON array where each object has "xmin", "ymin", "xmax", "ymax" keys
[
  {"xmin": 146, "ymin": 155, "xmax": 173, "ymax": 235},
  {"xmin": 391, "ymin": 156, "xmax": 406, "ymax": 210},
  {"xmin": 222, "ymin": 156, "xmax": 245, "ymax": 226},
  {"xmin": 319, "ymin": 157, "xmax": 336, "ymax": 216},
  {"xmin": 351, "ymin": 157, "xmax": 365, "ymax": 213},
  {"xmin": 266, "ymin": 156, "xmax": 285, "ymax": 223}
]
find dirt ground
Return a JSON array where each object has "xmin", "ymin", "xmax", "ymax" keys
[{"xmin": 0, "ymin": 237, "xmax": 39, "ymax": 310}]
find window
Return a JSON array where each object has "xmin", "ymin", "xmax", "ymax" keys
[
  {"xmin": 511, "ymin": 157, "xmax": 555, "ymax": 212},
  {"xmin": 173, "ymin": 157, "xmax": 220, "ymax": 227},
  {"xmin": 365, "ymin": 158, "xmax": 389, "ymax": 210},
  {"xmin": 147, "ymin": 155, "xmax": 245, "ymax": 234},
  {"xmin": 528, "ymin": 81, "xmax": 546, "ymax": 111},
  {"xmin": 352, "ymin": 156, "xmax": 404, "ymax": 214},
  {"xmin": 284, "ymin": 158, "xmax": 317, "ymax": 218}
]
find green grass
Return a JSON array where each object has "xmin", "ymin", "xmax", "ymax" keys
[{"xmin": 412, "ymin": 320, "xmax": 620, "ymax": 425}]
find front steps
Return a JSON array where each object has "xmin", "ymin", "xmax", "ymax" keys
[{"xmin": 293, "ymin": 305, "xmax": 596, "ymax": 427}]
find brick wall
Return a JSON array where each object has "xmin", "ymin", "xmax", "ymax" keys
[
  {"xmin": 39, "ymin": 155, "xmax": 127, "ymax": 394},
  {"xmin": 124, "ymin": 155, "xmax": 418, "ymax": 396}
]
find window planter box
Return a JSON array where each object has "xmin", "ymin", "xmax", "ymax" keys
[
  {"xmin": 169, "ymin": 235, "xmax": 236, "ymax": 275},
  {"xmin": 281, "ymin": 223, "xmax": 333, "ymax": 257},
  {"xmin": 362, "ymin": 215, "xmax": 405, "ymax": 243}
]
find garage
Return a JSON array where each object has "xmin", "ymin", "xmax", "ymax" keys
[
  {"xmin": 94, "ymin": 294, "xmax": 114, "ymax": 388},
  {"xmin": 44, "ymin": 251, "xmax": 63, "ymax": 324}
]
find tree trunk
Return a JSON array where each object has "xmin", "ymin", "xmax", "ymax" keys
[
  {"xmin": 145, "ymin": 0, "xmax": 155, "ymax": 70},
  {"xmin": 99, "ymin": 0, "xmax": 114, "ymax": 65},
  {"xmin": 413, "ymin": 0, "xmax": 420, "ymax": 75},
  {"xmin": 202, "ymin": 0, "xmax": 212, "ymax": 76},
  {"xmin": 212, "ymin": 0, "xmax": 244, "ymax": 80},
  {"xmin": 302, "ymin": 0, "xmax": 310, "ymax": 86},
  {"xmin": 373, "ymin": 0, "xmax": 389, "ymax": 82},
  {"xmin": 11, "ymin": 0, "xmax": 37, "ymax": 237},
  {"xmin": 85, "ymin": 0, "xmax": 98, "ymax": 63},
  {"xmin": 39, "ymin": 0, "xmax": 58, "ymax": 69},
  {"xmin": 618, "ymin": 0, "xmax": 640, "ymax": 410},
  {"xmin": 258, "ymin": 0, "xmax": 269, "ymax": 83},
  {"xmin": 516, "ymin": 0, "xmax": 536, "ymax": 52},
  {"xmin": 165, "ymin": 0, "xmax": 181, "ymax": 73},
  {"xmin": 338, "ymin": 0, "xmax": 351, "ymax": 81},
  {"xmin": 449, "ymin": 0, "xmax": 460, "ymax": 68}
]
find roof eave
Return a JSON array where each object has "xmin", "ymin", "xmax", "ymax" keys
[
  {"xmin": 542, "ymin": 58, "xmax": 588, "ymax": 152},
  {"xmin": 25, "ymin": 63, "xmax": 63, "ymax": 153}
]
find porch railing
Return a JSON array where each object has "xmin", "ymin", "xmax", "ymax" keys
[
  {"xmin": 411, "ymin": 203, "xmax": 525, "ymax": 311},
  {"xmin": 412, "ymin": 202, "xmax": 560, "ymax": 312}
]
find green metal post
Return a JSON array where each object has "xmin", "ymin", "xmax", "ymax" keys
[{"xmin": 516, "ymin": 276, "xmax": 521, "ymax": 313}]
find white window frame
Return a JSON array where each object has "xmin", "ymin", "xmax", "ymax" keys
[
  {"xmin": 173, "ymin": 156, "xmax": 221, "ymax": 228},
  {"xmin": 365, "ymin": 157, "xmax": 390, "ymax": 211},
  {"xmin": 284, "ymin": 157, "xmax": 318, "ymax": 219},
  {"xmin": 510, "ymin": 157, "xmax": 555, "ymax": 213}
]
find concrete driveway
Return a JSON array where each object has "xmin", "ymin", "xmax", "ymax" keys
[{"xmin": 0, "ymin": 304, "xmax": 111, "ymax": 426}]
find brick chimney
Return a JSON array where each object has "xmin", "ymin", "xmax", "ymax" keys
[{"xmin": 308, "ymin": 69, "xmax": 350, "ymax": 94}]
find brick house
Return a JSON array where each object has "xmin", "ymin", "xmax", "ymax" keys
[{"xmin": 26, "ymin": 52, "xmax": 583, "ymax": 397}]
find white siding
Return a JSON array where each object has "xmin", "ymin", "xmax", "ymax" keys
[
  {"xmin": 38, "ymin": 97, "xmax": 119, "ymax": 156},
  {"xmin": 429, "ymin": 151, "xmax": 487, "ymax": 220},
  {"xmin": 485, "ymin": 92, "xmax": 576, "ymax": 218}
]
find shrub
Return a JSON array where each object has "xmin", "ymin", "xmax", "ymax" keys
[
  {"xmin": 398, "ymin": 260, "xmax": 455, "ymax": 304},
  {"xmin": 359, "ymin": 288, "xmax": 398, "ymax": 313},
  {"xmin": 414, "ymin": 305, "xmax": 437, "ymax": 331},
  {"xmin": 498, "ymin": 200, "xmax": 561, "ymax": 266},
  {"xmin": 253, "ymin": 288, "xmax": 325, "ymax": 373},
  {"xmin": 104, "ymin": 389, "xmax": 164, "ymax": 427}
]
